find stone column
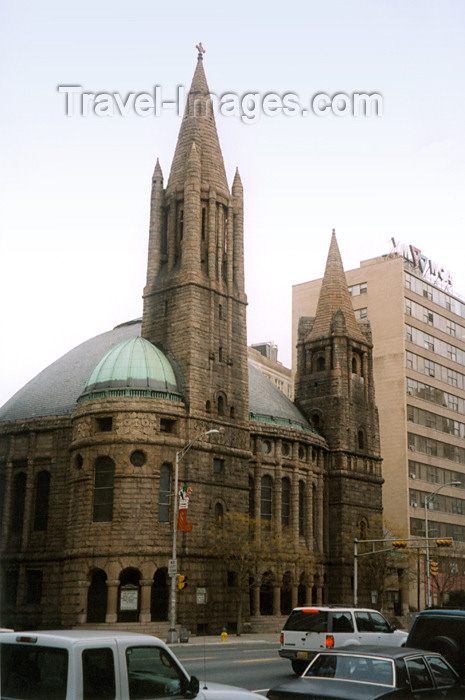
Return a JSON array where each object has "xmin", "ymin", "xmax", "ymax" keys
[
  {"xmin": 77, "ymin": 580, "xmax": 90, "ymax": 624},
  {"xmin": 139, "ymin": 579, "xmax": 152, "ymax": 623},
  {"xmin": 251, "ymin": 586, "xmax": 260, "ymax": 616},
  {"xmin": 273, "ymin": 585, "xmax": 281, "ymax": 616},
  {"xmin": 106, "ymin": 580, "xmax": 119, "ymax": 623},
  {"xmin": 291, "ymin": 585, "xmax": 298, "ymax": 610}
]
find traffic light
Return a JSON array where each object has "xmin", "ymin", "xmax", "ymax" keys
[
  {"xmin": 178, "ymin": 575, "xmax": 187, "ymax": 590},
  {"xmin": 430, "ymin": 561, "xmax": 438, "ymax": 577},
  {"xmin": 436, "ymin": 539, "xmax": 452, "ymax": 547},
  {"xmin": 392, "ymin": 540, "xmax": 407, "ymax": 548}
]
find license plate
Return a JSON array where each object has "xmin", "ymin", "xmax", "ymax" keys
[{"xmin": 297, "ymin": 651, "xmax": 308, "ymax": 659}]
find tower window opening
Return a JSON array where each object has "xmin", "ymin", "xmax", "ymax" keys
[
  {"xmin": 201, "ymin": 207, "xmax": 206, "ymax": 240},
  {"xmin": 316, "ymin": 356, "xmax": 325, "ymax": 372},
  {"xmin": 96, "ymin": 417, "xmax": 112, "ymax": 432},
  {"xmin": 179, "ymin": 209, "xmax": 184, "ymax": 239}
]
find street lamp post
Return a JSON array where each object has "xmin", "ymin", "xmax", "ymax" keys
[
  {"xmin": 424, "ymin": 481, "xmax": 461, "ymax": 608},
  {"xmin": 166, "ymin": 429, "xmax": 220, "ymax": 644}
]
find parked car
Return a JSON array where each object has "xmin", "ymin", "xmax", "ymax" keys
[
  {"xmin": 406, "ymin": 608, "xmax": 465, "ymax": 679},
  {"xmin": 0, "ymin": 630, "xmax": 266, "ymax": 699},
  {"xmin": 279, "ymin": 606, "xmax": 408, "ymax": 674},
  {"xmin": 268, "ymin": 645, "xmax": 465, "ymax": 699}
]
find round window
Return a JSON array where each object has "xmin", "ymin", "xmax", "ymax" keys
[
  {"xmin": 262, "ymin": 440, "xmax": 272, "ymax": 455},
  {"xmin": 130, "ymin": 450, "xmax": 146, "ymax": 467}
]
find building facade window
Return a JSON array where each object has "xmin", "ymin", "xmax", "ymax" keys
[
  {"xmin": 25, "ymin": 569, "xmax": 43, "ymax": 605},
  {"xmin": 281, "ymin": 477, "xmax": 290, "ymax": 528},
  {"xmin": 248, "ymin": 476, "xmax": 255, "ymax": 519},
  {"xmin": 11, "ymin": 472, "xmax": 27, "ymax": 534},
  {"xmin": 261, "ymin": 475, "xmax": 272, "ymax": 523},
  {"xmin": 93, "ymin": 457, "xmax": 115, "ymax": 523},
  {"xmin": 213, "ymin": 458, "xmax": 224, "ymax": 474},
  {"xmin": 158, "ymin": 463, "xmax": 171, "ymax": 523},
  {"xmin": 298, "ymin": 481, "xmax": 305, "ymax": 537},
  {"xmin": 33, "ymin": 471, "xmax": 50, "ymax": 531}
]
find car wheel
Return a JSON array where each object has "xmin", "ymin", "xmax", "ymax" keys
[
  {"xmin": 428, "ymin": 636, "xmax": 461, "ymax": 670},
  {"xmin": 291, "ymin": 660, "xmax": 307, "ymax": 675}
]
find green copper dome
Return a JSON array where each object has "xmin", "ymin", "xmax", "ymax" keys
[{"xmin": 78, "ymin": 336, "xmax": 182, "ymax": 403}]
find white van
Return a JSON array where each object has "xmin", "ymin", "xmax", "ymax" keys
[{"xmin": 279, "ymin": 605, "xmax": 408, "ymax": 674}]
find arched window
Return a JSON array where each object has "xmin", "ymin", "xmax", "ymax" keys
[
  {"xmin": 316, "ymin": 356, "xmax": 325, "ymax": 372},
  {"xmin": 158, "ymin": 463, "xmax": 171, "ymax": 523},
  {"xmin": 261, "ymin": 475, "xmax": 272, "ymax": 524},
  {"xmin": 217, "ymin": 395, "xmax": 225, "ymax": 415},
  {"xmin": 281, "ymin": 477, "xmax": 291, "ymax": 528},
  {"xmin": 298, "ymin": 480, "xmax": 305, "ymax": 536},
  {"xmin": 352, "ymin": 357, "xmax": 357, "ymax": 374},
  {"xmin": 11, "ymin": 472, "xmax": 27, "ymax": 534},
  {"xmin": 33, "ymin": 470, "xmax": 50, "ymax": 531},
  {"xmin": 359, "ymin": 519, "xmax": 368, "ymax": 540},
  {"xmin": 93, "ymin": 457, "xmax": 115, "ymax": 523},
  {"xmin": 214, "ymin": 502, "xmax": 224, "ymax": 526},
  {"xmin": 248, "ymin": 476, "xmax": 255, "ymax": 519},
  {"xmin": 358, "ymin": 430, "xmax": 365, "ymax": 450}
]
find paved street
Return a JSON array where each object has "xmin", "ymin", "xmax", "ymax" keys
[{"xmin": 171, "ymin": 635, "xmax": 292, "ymax": 695}]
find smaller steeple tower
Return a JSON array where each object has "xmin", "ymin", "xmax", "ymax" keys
[{"xmin": 295, "ymin": 230, "xmax": 383, "ymax": 602}]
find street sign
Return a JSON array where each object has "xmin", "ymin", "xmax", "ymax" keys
[
  {"xmin": 168, "ymin": 559, "xmax": 177, "ymax": 577},
  {"xmin": 196, "ymin": 587, "xmax": 207, "ymax": 605}
]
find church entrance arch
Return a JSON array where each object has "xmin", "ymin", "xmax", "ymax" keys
[
  {"xmin": 151, "ymin": 568, "xmax": 169, "ymax": 621},
  {"xmin": 86, "ymin": 568, "xmax": 107, "ymax": 623}
]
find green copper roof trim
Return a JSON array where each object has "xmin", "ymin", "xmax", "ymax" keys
[
  {"xmin": 78, "ymin": 336, "xmax": 182, "ymax": 403},
  {"xmin": 79, "ymin": 389, "xmax": 183, "ymax": 403},
  {"xmin": 249, "ymin": 412, "xmax": 315, "ymax": 433}
]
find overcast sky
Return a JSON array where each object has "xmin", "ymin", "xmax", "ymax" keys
[{"xmin": 1, "ymin": 0, "xmax": 464, "ymax": 407}]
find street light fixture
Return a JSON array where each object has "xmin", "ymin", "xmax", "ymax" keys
[
  {"xmin": 167, "ymin": 429, "xmax": 221, "ymax": 644},
  {"xmin": 424, "ymin": 480, "xmax": 461, "ymax": 608}
]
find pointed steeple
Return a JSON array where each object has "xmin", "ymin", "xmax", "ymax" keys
[
  {"xmin": 153, "ymin": 157, "xmax": 163, "ymax": 181},
  {"xmin": 309, "ymin": 230, "xmax": 365, "ymax": 343},
  {"xmin": 167, "ymin": 49, "xmax": 229, "ymax": 197}
]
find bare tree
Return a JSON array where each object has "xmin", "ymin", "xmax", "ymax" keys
[{"xmin": 206, "ymin": 513, "xmax": 313, "ymax": 635}]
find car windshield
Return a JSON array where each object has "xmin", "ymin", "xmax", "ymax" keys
[
  {"xmin": 283, "ymin": 609, "xmax": 328, "ymax": 632},
  {"xmin": 305, "ymin": 653, "xmax": 394, "ymax": 686}
]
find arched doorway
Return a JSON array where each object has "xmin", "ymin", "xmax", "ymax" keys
[
  {"xmin": 87, "ymin": 568, "xmax": 107, "ymax": 623},
  {"xmin": 118, "ymin": 568, "xmax": 141, "ymax": 623},
  {"xmin": 151, "ymin": 568, "xmax": 169, "ymax": 621},
  {"xmin": 260, "ymin": 571, "xmax": 274, "ymax": 615}
]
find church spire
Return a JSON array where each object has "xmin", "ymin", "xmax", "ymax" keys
[
  {"xmin": 166, "ymin": 46, "xmax": 229, "ymax": 197},
  {"xmin": 309, "ymin": 229, "xmax": 365, "ymax": 343}
]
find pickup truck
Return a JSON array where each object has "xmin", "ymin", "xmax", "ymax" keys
[{"xmin": 0, "ymin": 629, "xmax": 264, "ymax": 699}]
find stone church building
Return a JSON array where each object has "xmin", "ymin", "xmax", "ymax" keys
[{"xmin": 0, "ymin": 51, "xmax": 383, "ymax": 634}]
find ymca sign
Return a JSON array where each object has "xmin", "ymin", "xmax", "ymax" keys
[{"xmin": 391, "ymin": 238, "xmax": 452, "ymax": 286}]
